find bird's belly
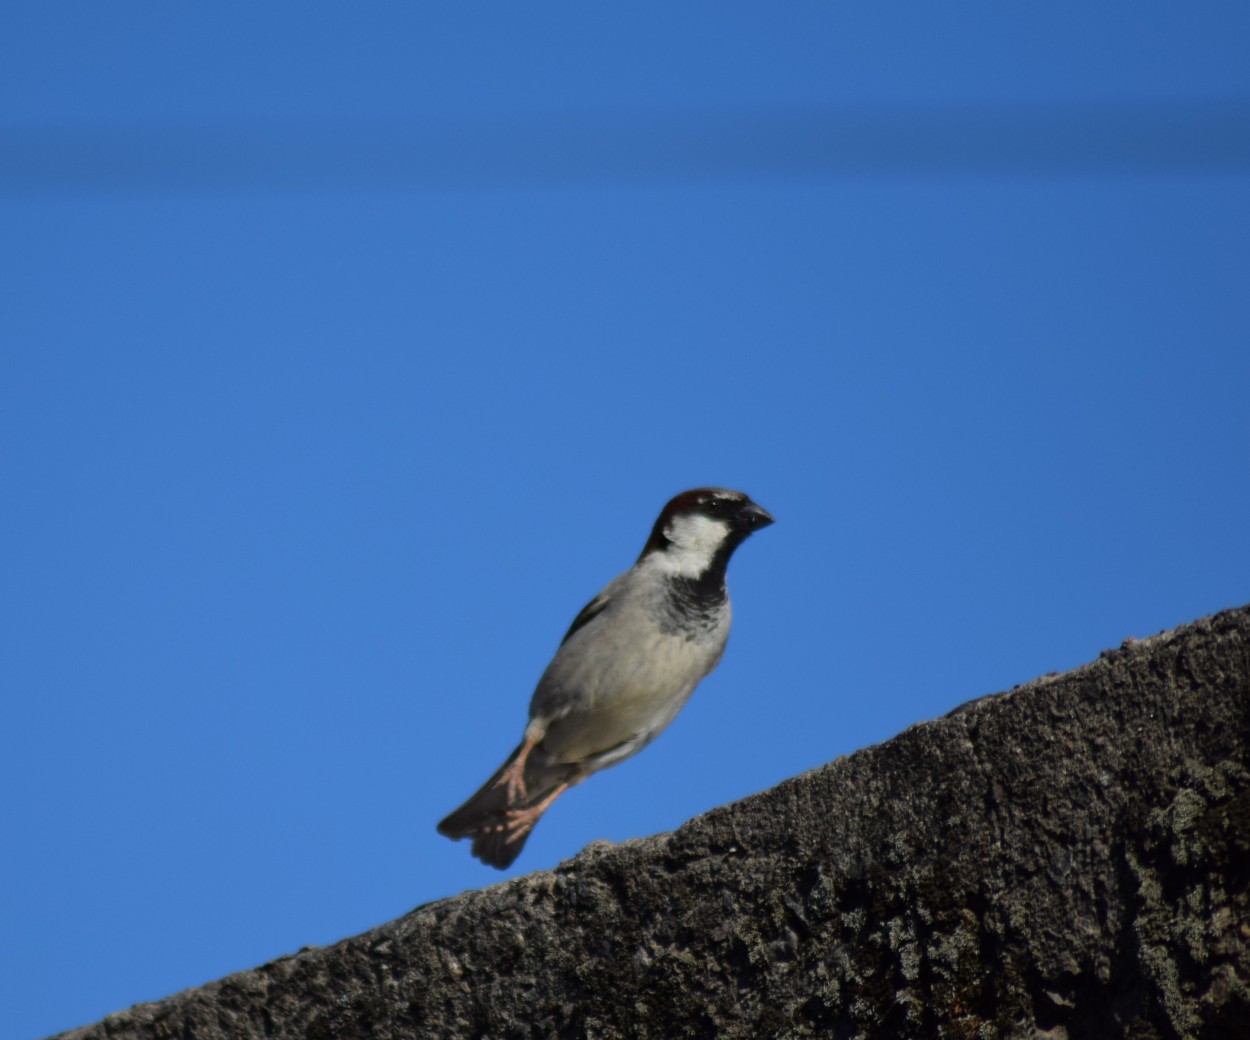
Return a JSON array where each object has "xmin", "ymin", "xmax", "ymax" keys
[{"xmin": 539, "ymin": 631, "xmax": 723, "ymax": 767}]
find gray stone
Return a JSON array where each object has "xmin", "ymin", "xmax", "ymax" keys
[{"xmin": 58, "ymin": 605, "xmax": 1250, "ymax": 1039}]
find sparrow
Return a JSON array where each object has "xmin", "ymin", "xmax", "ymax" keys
[{"xmin": 437, "ymin": 487, "xmax": 773, "ymax": 869}]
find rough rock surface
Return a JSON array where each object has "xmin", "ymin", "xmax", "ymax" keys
[{"xmin": 60, "ymin": 606, "xmax": 1250, "ymax": 1039}]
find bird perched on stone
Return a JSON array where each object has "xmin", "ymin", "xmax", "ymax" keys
[{"xmin": 437, "ymin": 487, "xmax": 774, "ymax": 868}]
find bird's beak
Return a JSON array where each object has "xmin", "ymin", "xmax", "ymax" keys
[{"xmin": 734, "ymin": 501, "xmax": 775, "ymax": 532}]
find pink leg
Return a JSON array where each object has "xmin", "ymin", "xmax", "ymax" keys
[
  {"xmin": 495, "ymin": 735, "xmax": 540, "ymax": 805},
  {"xmin": 501, "ymin": 778, "xmax": 576, "ymax": 846}
]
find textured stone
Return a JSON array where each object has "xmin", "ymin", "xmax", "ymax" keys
[{"xmin": 59, "ymin": 606, "xmax": 1250, "ymax": 1039}]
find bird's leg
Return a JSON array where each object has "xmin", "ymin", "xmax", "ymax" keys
[
  {"xmin": 495, "ymin": 733, "xmax": 540, "ymax": 805},
  {"xmin": 501, "ymin": 777, "xmax": 577, "ymax": 845}
]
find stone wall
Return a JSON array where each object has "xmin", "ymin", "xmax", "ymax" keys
[{"xmin": 60, "ymin": 606, "xmax": 1250, "ymax": 1039}]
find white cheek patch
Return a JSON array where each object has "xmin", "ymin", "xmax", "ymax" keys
[{"xmin": 653, "ymin": 513, "xmax": 731, "ymax": 576}]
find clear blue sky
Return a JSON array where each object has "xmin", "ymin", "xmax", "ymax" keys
[{"xmin": 4, "ymin": 5, "xmax": 1249, "ymax": 1037}]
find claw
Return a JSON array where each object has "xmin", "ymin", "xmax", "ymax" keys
[
  {"xmin": 500, "ymin": 779, "xmax": 574, "ymax": 844},
  {"xmin": 495, "ymin": 734, "xmax": 539, "ymax": 805}
]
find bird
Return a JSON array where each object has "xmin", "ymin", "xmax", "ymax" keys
[{"xmin": 437, "ymin": 487, "xmax": 774, "ymax": 868}]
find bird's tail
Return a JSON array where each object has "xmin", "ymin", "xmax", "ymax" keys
[{"xmin": 437, "ymin": 740, "xmax": 581, "ymax": 869}]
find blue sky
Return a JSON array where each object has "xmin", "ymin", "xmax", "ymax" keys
[{"xmin": 3, "ymin": 5, "xmax": 1249, "ymax": 1037}]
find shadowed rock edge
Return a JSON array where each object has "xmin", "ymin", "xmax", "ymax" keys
[{"xmin": 59, "ymin": 605, "xmax": 1250, "ymax": 1039}]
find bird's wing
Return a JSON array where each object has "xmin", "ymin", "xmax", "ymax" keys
[{"xmin": 557, "ymin": 589, "xmax": 612, "ymax": 646}]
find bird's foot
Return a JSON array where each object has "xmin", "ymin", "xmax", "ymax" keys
[
  {"xmin": 499, "ymin": 780, "xmax": 572, "ymax": 845},
  {"xmin": 495, "ymin": 736, "xmax": 538, "ymax": 805}
]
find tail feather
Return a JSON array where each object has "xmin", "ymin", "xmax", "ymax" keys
[{"xmin": 437, "ymin": 741, "xmax": 579, "ymax": 869}]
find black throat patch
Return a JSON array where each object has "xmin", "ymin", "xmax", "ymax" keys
[{"xmin": 660, "ymin": 537, "xmax": 738, "ymax": 635}]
